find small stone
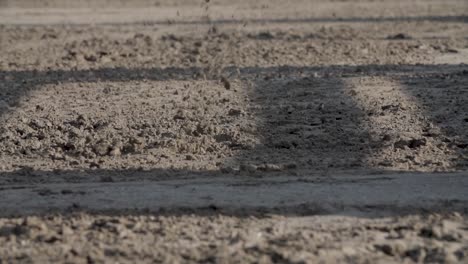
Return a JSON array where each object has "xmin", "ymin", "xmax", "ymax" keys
[
  {"xmin": 375, "ymin": 242, "xmax": 406, "ymax": 256},
  {"xmin": 441, "ymin": 220, "xmax": 458, "ymax": 233},
  {"xmin": 375, "ymin": 244, "xmax": 394, "ymax": 256},
  {"xmin": 185, "ymin": 154, "xmax": 194, "ymax": 160},
  {"xmin": 419, "ymin": 226, "xmax": 442, "ymax": 239},
  {"xmin": 228, "ymin": 109, "xmax": 242, "ymax": 116},
  {"xmin": 94, "ymin": 142, "xmax": 110, "ymax": 156},
  {"xmin": 439, "ymin": 222, "xmax": 462, "ymax": 242},
  {"xmin": 101, "ymin": 56, "xmax": 112, "ymax": 64},
  {"xmin": 51, "ymin": 153, "xmax": 64, "ymax": 160},
  {"xmin": 382, "ymin": 134, "xmax": 392, "ymax": 141},
  {"xmin": 220, "ymin": 76, "xmax": 231, "ymax": 90},
  {"xmin": 61, "ymin": 226, "xmax": 74, "ymax": 236},
  {"xmin": 394, "ymin": 140, "xmax": 408, "ymax": 149},
  {"xmin": 30, "ymin": 140, "xmax": 42, "ymax": 150},
  {"xmin": 173, "ymin": 110, "xmax": 187, "ymax": 120},
  {"xmin": 387, "ymin": 33, "xmax": 412, "ymax": 40},
  {"xmin": 394, "ymin": 138, "xmax": 427, "ymax": 149},
  {"xmin": 342, "ymin": 246, "xmax": 356, "ymax": 255},
  {"xmin": 30, "ymin": 119, "xmax": 46, "ymax": 129},
  {"xmin": 409, "ymin": 138, "xmax": 427, "ymax": 148},
  {"xmin": 405, "ymin": 247, "xmax": 426, "ymax": 262},
  {"xmin": 89, "ymin": 162, "xmax": 101, "ymax": 169},
  {"xmin": 84, "ymin": 54, "xmax": 97, "ymax": 62},
  {"xmin": 441, "ymin": 232, "xmax": 462, "ymax": 242},
  {"xmin": 109, "ymin": 148, "xmax": 121, "ymax": 157},
  {"xmin": 446, "ymin": 48, "xmax": 459, "ymax": 53}
]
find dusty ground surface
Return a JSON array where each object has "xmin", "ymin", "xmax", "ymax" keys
[
  {"xmin": 0, "ymin": 0, "xmax": 467, "ymax": 263},
  {"xmin": 1, "ymin": 212, "xmax": 467, "ymax": 263}
]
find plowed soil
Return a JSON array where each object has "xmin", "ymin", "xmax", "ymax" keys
[{"xmin": 0, "ymin": 0, "xmax": 467, "ymax": 263}]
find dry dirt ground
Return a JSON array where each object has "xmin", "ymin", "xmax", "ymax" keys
[{"xmin": 0, "ymin": 0, "xmax": 468, "ymax": 263}]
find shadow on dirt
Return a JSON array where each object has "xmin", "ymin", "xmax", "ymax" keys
[
  {"xmin": 1, "ymin": 64, "xmax": 467, "ymax": 170},
  {"xmin": 0, "ymin": 168, "xmax": 467, "ymax": 218},
  {"xmin": 398, "ymin": 69, "xmax": 468, "ymax": 169},
  {"xmin": 0, "ymin": 64, "xmax": 467, "ymax": 216}
]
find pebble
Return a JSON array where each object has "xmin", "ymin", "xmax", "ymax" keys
[
  {"xmin": 375, "ymin": 244, "xmax": 394, "ymax": 256},
  {"xmin": 382, "ymin": 134, "xmax": 393, "ymax": 141},
  {"xmin": 220, "ymin": 76, "xmax": 231, "ymax": 90},
  {"xmin": 342, "ymin": 246, "xmax": 356, "ymax": 255},
  {"xmin": 61, "ymin": 225, "xmax": 74, "ymax": 236},
  {"xmin": 387, "ymin": 33, "xmax": 412, "ymax": 40},
  {"xmin": 419, "ymin": 226, "xmax": 442, "ymax": 239},
  {"xmin": 441, "ymin": 220, "xmax": 458, "ymax": 233},
  {"xmin": 30, "ymin": 140, "xmax": 42, "ymax": 150},
  {"xmin": 109, "ymin": 147, "xmax": 121, "ymax": 157},
  {"xmin": 228, "ymin": 109, "xmax": 243, "ymax": 116},
  {"xmin": 405, "ymin": 247, "xmax": 426, "ymax": 262},
  {"xmin": 173, "ymin": 110, "xmax": 188, "ymax": 120},
  {"xmin": 94, "ymin": 142, "xmax": 110, "ymax": 156},
  {"xmin": 375, "ymin": 241, "xmax": 406, "ymax": 257},
  {"xmin": 394, "ymin": 138, "xmax": 427, "ymax": 149}
]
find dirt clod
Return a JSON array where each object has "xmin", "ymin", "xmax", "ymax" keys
[
  {"xmin": 220, "ymin": 76, "xmax": 231, "ymax": 90},
  {"xmin": 387, "ymin": 33, "xmax": 412, "ymax": 40}
]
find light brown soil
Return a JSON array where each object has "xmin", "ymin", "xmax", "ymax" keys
[
  {"xmin": 0, "ymin": 0, "xmax": 467, "ymax": 263},
  {"xmin": 1, "ymin": 212, "xmax": 467, "ymax": 263}
]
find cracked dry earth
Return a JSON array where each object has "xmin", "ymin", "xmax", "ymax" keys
[{"xmin": 0, "ymin": 0, "xmax": 468, "ymax": 263}]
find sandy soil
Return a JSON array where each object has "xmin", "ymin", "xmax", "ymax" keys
[
  {"xmin": 0, "ymin": 0, "xmax": 467, "ymax": 263},
  {"xmin": 1, "ymin": 213, "xmax": 467, "ymax": 263}
]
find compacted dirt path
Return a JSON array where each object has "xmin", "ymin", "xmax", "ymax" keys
[{"xmin": 0, "ymin": 0, "xmax": 467, "ymax": 263}]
